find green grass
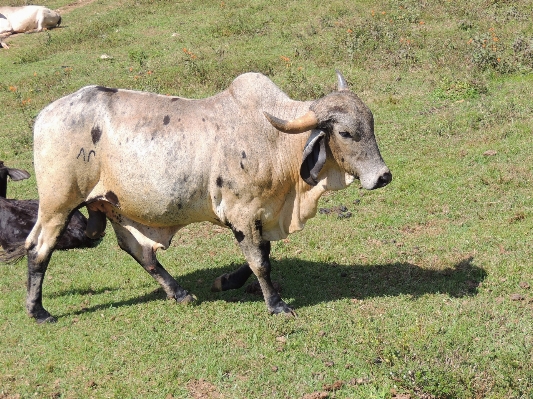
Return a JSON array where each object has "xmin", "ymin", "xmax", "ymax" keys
[{"xmin": 1, "ymin": 0, "xmax": 533, "ymax": 398}]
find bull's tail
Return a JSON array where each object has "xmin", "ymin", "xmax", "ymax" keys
[{"xmin": 0, "ymin": 242, "xmax": 26, "ymax": 263}]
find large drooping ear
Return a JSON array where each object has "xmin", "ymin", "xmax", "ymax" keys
[
  {"xmin": 300, "ymin": 130, "xmax": 327, "ymax": 186},
  {"xmin": 0, "ymin": 163, "xmax": 30, "ymax": 198},
  {"xmin": 7, "ymin": 167, "xmax": 31, "ymax": 181}
]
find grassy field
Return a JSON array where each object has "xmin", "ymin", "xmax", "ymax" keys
[{"xmin": 1, "ymin": 0, "xmax": 533, "ymax": 398}]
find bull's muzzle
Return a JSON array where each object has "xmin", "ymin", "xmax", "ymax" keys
[
  {"xmin": 375, "ymin": 170, "xmax": 392, "ymax": 188},
  {"xmin": 361, "ymin": 167, "xmax": 392, "ymax": 190}
]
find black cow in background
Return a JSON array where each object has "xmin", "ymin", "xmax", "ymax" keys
[{"xmin": 0, "ymin": 161, "xmax": 99, "ymax": 262}]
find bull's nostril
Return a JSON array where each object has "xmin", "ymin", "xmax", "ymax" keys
[{"xmin": 377, "ymin": 172, "xmax": 392, "ymax": 188}]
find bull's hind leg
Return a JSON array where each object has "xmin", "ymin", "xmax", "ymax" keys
[
  {"xmin": 110, "ymin": 222, "xmax": 194, "ymax": 304},
  {"xmin": 25, "ymin": 210, "xmax": 72, "ymax": 323},
  {"xmin": 211, "ymin": 264, "xmax": 253, "ymax": 292}
]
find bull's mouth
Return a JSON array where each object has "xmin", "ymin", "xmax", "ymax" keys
[{"xmin": 359, "ymin": 170, "xmax": 392, "ymax": 190}]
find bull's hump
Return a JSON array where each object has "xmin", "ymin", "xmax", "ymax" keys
[{"xmin": 228, "ymin": 73, "xmax": 289, "ymax": 105}]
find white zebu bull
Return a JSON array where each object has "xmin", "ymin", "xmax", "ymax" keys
[
  {"xmin": 0, "ymin": 6, "xmax": 61, "ymax": 48},
  {"xmin": 25, "ymin": 72, "xmax": 391, "ymax": 323}
]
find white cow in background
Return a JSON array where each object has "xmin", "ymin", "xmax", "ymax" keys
[
  {"xmin": 0, "ymin": 6, "xmax": 61, "ymax": 48},
  {"xmin": 0, "ymin": 13, "xmax": 11, "ymax": 48}
]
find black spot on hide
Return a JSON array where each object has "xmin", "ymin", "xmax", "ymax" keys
[
  {"xmin": 171, "ymin": 98, "xmax": 179, "ymax": 102},
  {"xmin": 104, "ymin": 191, "xmax": 120, "ymax": 207},
  {"xmin": 225, "ymin": 222, "xmax": 245, "ymax": 243},
  {"xmin": 259, "ymin": 241, "xmax": 271, "ymax": 263},
  {"xmin": 233, "ymin": 228, "xmax": 245, "ymax": 243},
  {"xmin": 91, "ymin": 126, "xmax": 102, "ymax": 144},
  {"xmin": 96, "ymin": 86, "xmax": 118, "ymax": 94},
  {"xmin": 202, "ymin": 118, "xmax": 206, "ymax": 122},
  {"xmin": 240, "ymin": 151, "xmax": 247, "ymax": 169},
  {"xmin": 254, "ymin": 220, "xmax": 263, "ymax": 235},
  {"xmin": 163, "ymin": 115, "xmax": 170, "ymax": 125},
  {"xmin": 216, "ymin": 176, "xmax": 223, "ymax": 187}
]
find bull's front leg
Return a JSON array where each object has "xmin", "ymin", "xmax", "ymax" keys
[{"xmin": 231, "ymin": 225, "xmax": 295, "ymax": 315}]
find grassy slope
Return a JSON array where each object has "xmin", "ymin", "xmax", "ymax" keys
[{"xmin": 1, "ymin": 0, "xmax": 532, "ymax": 398}]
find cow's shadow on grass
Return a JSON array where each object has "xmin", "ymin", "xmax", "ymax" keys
[{"xmin": 54, "ymin": 256, "xmax": 486, "ymax": 318}]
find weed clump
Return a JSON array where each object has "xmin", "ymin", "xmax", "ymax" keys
[{"xmin": 432, "ymin": 78, "xmax": 487, "ymax": 102}]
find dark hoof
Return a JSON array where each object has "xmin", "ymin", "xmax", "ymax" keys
[
  {"xmin": 37, "ymin": 315, "xmax": 58, "ymax": 324},
  {"xmin": 269, "ymin": 301, "xmax": 297, "ymax": 317},
  {"xmin": 30, "ymin": 310, "xmax": 57, "ymax": 324},
  {"xmin": 175, "ymin": 293, "xmax": 196, "ymax": 305},
  {"xmin": 211, "ymin": 274, "xmax": 227, "ymax": 292}
]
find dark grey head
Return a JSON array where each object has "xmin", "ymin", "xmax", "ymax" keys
[{"xmin": 264, "ymin": 71, "xmax": 391, "ymax": 189}]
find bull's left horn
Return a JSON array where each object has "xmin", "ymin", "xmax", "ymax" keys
[
  {"xmin": 264, "ymin": 110, "xmax": 318, "ymax": 134},
  {"xmin": 336, "ymin": 70, "xmax": 349, "ymax": 91}
]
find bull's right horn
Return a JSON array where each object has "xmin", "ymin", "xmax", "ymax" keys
[{"xmin": 264, "ymin": 110, "xmax": 318, "ymax": 134}]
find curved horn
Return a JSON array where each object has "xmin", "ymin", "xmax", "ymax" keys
[
  {"xmin": 336, "ymin": 70, "xmax": 349, "ymax": 91},
  {"xmin": 263, "ymin": 110, "xmax": 319, "ymax": 134}
]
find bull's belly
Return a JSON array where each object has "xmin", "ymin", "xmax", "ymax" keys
[{"xmin": 86, "ymin": 185, "xmax": 217, "ymax": 228}]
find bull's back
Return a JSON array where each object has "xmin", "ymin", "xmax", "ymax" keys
[{"xmin": 34, "ymin": 86, "xmax": 223, "ymax": 224}]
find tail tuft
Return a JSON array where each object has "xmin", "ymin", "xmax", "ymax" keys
[{"xmin": 0, "ymin": 243, "xmax": 26, "ymax": 263}]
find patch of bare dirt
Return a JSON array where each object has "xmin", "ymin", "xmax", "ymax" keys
[
  {"xmin": 301, "ymin": 392, "xmax": 329, "ymax": 399},
  {"xmin": 186, "ymin": 379, "xmax": 223, "ymax": 399},
  {"xmin": 392, "ymin": 394, "xmax": 412, "ymax": 399}
]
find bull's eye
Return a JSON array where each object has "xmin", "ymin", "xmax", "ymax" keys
[{"xmin": 339, "ymin": 131, "xmax": 352, "ymax": 138}]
